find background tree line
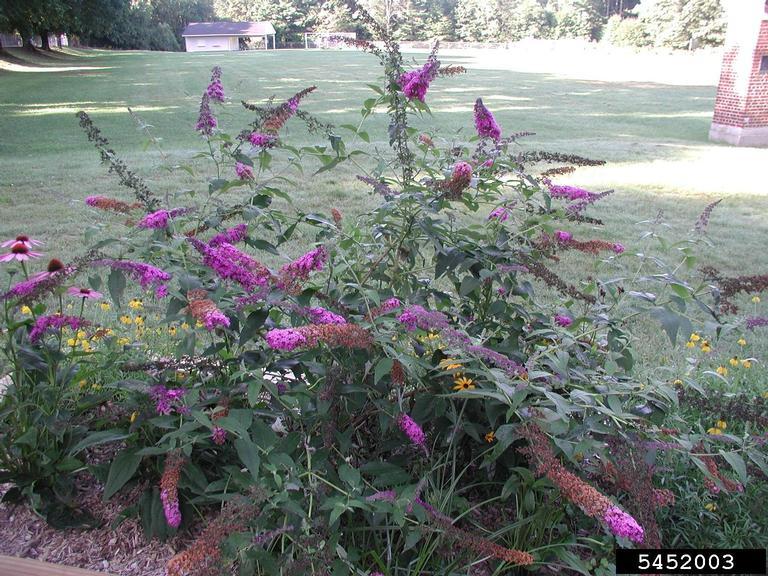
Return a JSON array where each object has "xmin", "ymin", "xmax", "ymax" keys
[{"xmin": 0, "ymin": 0, "xmax": 726, "ymax": 51}]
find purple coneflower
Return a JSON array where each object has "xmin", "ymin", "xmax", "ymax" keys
[
  {"xmin": 1, "ymin": 242, "xmax": 43, "ymax": 262},
  {"xmin": 2, "ymin": 235, "xmax": 43, "ymax": 248},
  {"xmin": 474, "ymin": 98, "xmax": 501, "ymax": 141},
  {"xmin": 67, "ymin": 287, "xmax": 103, "ymax": 300}
]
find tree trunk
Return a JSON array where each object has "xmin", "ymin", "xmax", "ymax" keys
[{"xmin": 41, "ymin": 29, "xmax": 51, "ymax": 50}]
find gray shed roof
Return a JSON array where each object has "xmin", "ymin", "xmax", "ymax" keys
[{"xmin": 182, "ymin": 21, "xmax": 276, "ymax": 37}]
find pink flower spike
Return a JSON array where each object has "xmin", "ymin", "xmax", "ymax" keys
[
  {"xmin": 2, "ymin": 235, "xmax": 43, "ymax": 248},
  {"xmin": 474, "ymin": 98, "xmax": 501, "ymax": 141},
  {"xmin": 67, "ymin": 287, "xmax": 103, "ymax": 300},
  {"xmin": 613, "ymin": 243, "xmax": 625, "ymax": 254},
  {"xmin": 554, "ymin": 314, "xmax": 573, "ymax": 327},
  {"xmin": 554, "ymin": 230, "xmax": 573, "ymax": 243},
  {"xmin": 397, "ymin": 413, "xmax": 428, "ymax": 455},
  {"xmin": 604, "ymin": 506, "xmax": 644, "ymax": 543},
  {"xmin": 235, "ymin": 162, "xmax": 254, "ymax": 180},
  {"xmin": 0, "ymin": 242, "xmax": 43, "ymax": 262}
]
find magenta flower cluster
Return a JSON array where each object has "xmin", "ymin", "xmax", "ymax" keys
[
  {"xmin": 603, "ymin": 506, "xmax": 645, "ymax": 543},
  {"xmin": 399, "ymin": 58, "xmax": 439, "ymax": 102},
  {"xmin": 205, "ymin": 66, "xmax": 224, "ymax": 102},
  {"xmin": 474, "ymin": 98, "xmax": 501, "ymax": 141},
  {"xmin": 307, "ymin": 307, "xmax": 347, "ymax": 325},
  {"xmin": 397, "ymin": 413, "xmax": 427, "ymax": 453},
  {"xmin": 150, "ymin": 385, "xmax": 187, "ymax": 416},
  {"xmin": 555, "ymin": 230, "xmax": 573, "ymax": 243},
  {"xmin": 249, "ymin": 132, "xmax": 277, "ymax": 148},
  {"xmin": 211, "ymin": 426, "xmax": 227, "ymax": 445},
  {"xmin": 235, "ymin": 162, "xmax": 254, "ymax": 180},
  {"xmin": 547, "ymin": 182, "xmax": 592, "ymax": 201},
  {"xmin": 203, "ymin": 309, "xmax": 230, "ymax": 330},
  {"xmin": 488, "ymin": 206, "xmax": 510, "ymax": 221},
  {"xmin": 160, "ymin": 488, "xmax": 182, "ymax": 528},
  {"xmin": 29, "ymin": 314, "xmax": 89, "ymax": 343},
  {"xmin": 278, "ymin": 246, "xmax": 328, "ymax": 286},
  {"xmin": 746, "ymin": 316, "xmax": 768, "ymax": 330},
  {"xmin": 554, "ymin": 314, "xmax": 573, "ymax": 327},
  {"xmin": 195, "ymin": 93, "xmax": 217, "ymax": 136},
  {"xmin": 92, "ymin": 259, "xmax": 171, "ymax": 297},
  {"xmin": 397, "ymin": 304, "xmax": 449, "ymax": 332},
  {"xmin": 137, "ymin": 207, "xmax": 191, "ymax": 229},
  {"xmin": 189, "ymin": 238, "xmax": 271, "ymax": 291},
  {"xmin": 265, "ymin": 328, "xmax": 307, "ymax": 351},
  {"xmin": 209, "ymin": 224, "xmax": 248, "ymax": 247}
]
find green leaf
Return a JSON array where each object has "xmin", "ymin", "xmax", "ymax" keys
[
  {"xmin": 651, "ymin": 305, "xmax": 681, "ymax": 344},
  {"xmin": 15, "ymin": 428, "xmax": 38, "ymax": 448},
  {"xmin": 235, "ymin": 437, "xmax": 261, "ymax": 481},
  {"xmin": 338, "ymin": 463, "xmax": 361, "ymax": 487},
  {"xmin": 239, "ymin": 310, "xmax": 268, "ymax": 346},
  {"xmin": 719, "ymin": 450, "xmax": 747, "ymax": 485},
  {"xmin": 71, "ymin": 429, "xmax": 130, "ymax": 455},
  {"xmin": 108, "ymin": 269, "xmax": 126, "ymax": 308},
  {"xmin": 459, "ymin": 276, "xmax": 482, "ymax": 297},
  {"xmin": 374, "ymin": 358, "xmax": 394, "ymax": 385},
  {"xmin": 248, "ymin": 378, "xmax": 264, "ymax": 407},
  {"xmin": 103, "ymin": 449, "xmax": 142, "ymax": 500}
]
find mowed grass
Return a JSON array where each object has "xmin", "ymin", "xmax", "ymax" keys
[{"xmin": 2, "ymin": 46, "xmax": 768, "ymax": 369}]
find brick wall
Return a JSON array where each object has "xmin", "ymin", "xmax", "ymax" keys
[{"xmin": 712, "ymin": 4, "xmax": 768, "ymax": 129}]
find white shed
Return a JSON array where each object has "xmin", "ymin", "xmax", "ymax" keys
[{"xmin": 182, "ymin": 21, "xmax": 276, "ymax": 52}]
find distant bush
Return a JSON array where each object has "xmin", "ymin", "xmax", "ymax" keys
[{"xmin": 604, "ymin": 15, "xmax": 652, "ymax": 48}]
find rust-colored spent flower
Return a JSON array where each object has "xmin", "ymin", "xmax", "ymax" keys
[
  {"xmin": 167, "ymin": 491, "xmax": 266, "ymax": 576},
  {"xmin": 160, "ymin": 453, "xmax": 185, "ymax": 528},
  {"xmin": 391, "ymin": 359, "xmax": 405, "ymax": 386},
  {"xmin": 186, "ymin": 289, "xmax": 230, "ymax": 331},
  {"xmin": 302, "ymin": 323, "xmax": 373, "ymax": 349},
  {"xmin": 85, "ymin": 195, "xmax": 142, "ymax": 214},
  {"xmin": 262, "ymin": 86, "xmax": 316, "ymax": 133}
]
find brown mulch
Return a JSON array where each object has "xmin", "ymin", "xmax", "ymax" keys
[{"xmin": 0, "ymin": 447, "xmax": 192, "ymax": 576}]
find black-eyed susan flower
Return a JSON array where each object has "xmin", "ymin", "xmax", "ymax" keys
[
  {"xmin": 716, "ymin": 420, "xmax": 727, "ymax": 430},
  {"xmin": 484, "ymin": 430, "xmax": 495, "ymax": 443},
  {"xmin": 129, "ymin": 298, "xmax": 144, "ymax": 310},
  {"xmin": 134, "ymin": 315, "xmax": 144, "ymax": 326},
  {"xmin": 20, "ymin": 305, "xmax": 32, "ymax": 315},
  {"xmin": 100, "ymin": 302, "xmax": 111, "ymax": 311},
  {"xmin": 738, "ymin": 337, "xmax": 747, "ymax": 346},
  {"xmin": 729, "ymin": 356, "xmax": 740, "ymax": 367},
  {"xmin": 453, "ymin": 376, "xmax": 475, "ymax": 391},
  {"xmin": 742, "ymin": 359, "xmax": 752, "ymax": 368},
  {"xmin": 439, "ymin": 358, "xmax": 463, "ymax": 371},
  {"xmin": 690, "ymin": 333, "xmax": 701, "ymax": 342},
  {"xmin": 700, "ymin": 341, "xmax": 711, "ymax": 353},
  {"xmin": 716, "ymin": 366, "xmax": 728, "ymax": 376},
  {"xmin": 168, "ymin": 326, "xmax": 177, "ymax": 336},
  {"xmin": 119, "ymin": 315, "xmax": 132, "ymax": 325},
  {"xmin": 673, "ymin": 379, "xmax": 683, "ymax": 387},
  {"xmin": 704, "ymin": 502, "xmax": 717, "ymax": 512}
]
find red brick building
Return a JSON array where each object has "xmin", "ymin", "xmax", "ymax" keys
[{"xmin": 709, "ymin": 0, "xmax": 768, "ymax": 146}]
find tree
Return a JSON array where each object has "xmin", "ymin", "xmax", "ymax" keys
[
  {"xmin": 680, "ymin": 0, "xmax": 725, "ymax": 47},
  {"xmin": 454, "ymin": 0, "xmax": 503, "ymax": 41},
  {"xmin": 151, "ymin": 0, "xmax": 215, "ymax": 44},
  {"xmin": 554, "ymin": 0, "xmax": 603, "ymax": 39}
]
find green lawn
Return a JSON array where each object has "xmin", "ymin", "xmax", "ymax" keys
[{"xmin": 1, "ymin": 46, "xmax": 768, "ymax": 367}]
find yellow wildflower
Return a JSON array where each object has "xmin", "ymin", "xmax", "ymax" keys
[
  {"xmin": 737, "ymin": 338, "xmax": 747, "ymax": 347},
  {"xmin": 707, "ymin": 427, "xmax": 722, "ymax": 435},
  {"xmin": 91, "ymin": 383, "xmax": 101, "ymax": 391},
  {"xmin": 453, "ymin": 376, "xmax": 476, "ymax": 391},
  {"xmin": 196, "ymin": 320, "xmax": 204, "ymax": 329},
  {"xmin": 130, "ymin": 411, "xmax": 138, "ymax": 423},
  {"xmin": 752, "ymin": 296, "xmax": 761, "ymax": 304},
  {"xmin": 729, "ymin": 356, "xmax": 740, "ymax": 367},
  {"xmin": 134, "ymin": 315, "xmax": 144, "ymax": 326},
  {"xmin": 181, "ymin": 322, "xmax": 190, "ymax": 330},
  {"xmin": 117, "ymin": 337, "xmax": 130, "ymax": 346},
  {"xmin": 81, "ymin": 340, "xmax": 92, "ymax": 352},
  {"xmin": 119, "ymin": 315, "xmax": 132, "ymax": 325},
  {"xmin": 67, "ymin": 338, "xmax": 78, "ymax": 347},
  {"xmin": 78, "ymin": 379, "xmax": 88, "ymax": 389},
  {"xmin": 484, "ymin": 431, "xmax": 495, "ymax": 443},
  {"xmin": 686, "ymin": 341, "xmax": 696, "ymax": 349},
  {"xmin": 689, "ymin": 333, "xmax": 701, "ymax": 342},
  {"xmin": 700, "ymin": 341, "xmax": 711, "ymax": 353},
  {"xmin": 168, "ymin": 326, "xmax": 177, "ymax": 336},
  {"xmin": 716, "ymin": 420, "xmax": 727, "ymax": 430},
  {"xmin": 129, "ymin": 298, "xmax": 144, "ymax": 310},
  {"xmin": 426, "ymin": 332, "xmax": 440, "ymax": 341},
  {"xmin": 704, "ymin": 502, "xmax": 717, "ymax": 512},
  {"xmin": 763, "ymin": 391, "xmax": 768, "ymax": 399},
  {"xmin": 673, "ymin": 379, "xmax": 683, "ymax": 387},
  {"xmin": 100, "ymin": 302, "xmax": 111, "ymax": 311},
  {"xmin": 716, "ymin": 366, "xmax": 728, "ymax": 377},
  {"xmin": 741, "ymin": 359, "xmax": 752, "ymax": 369},
  {"xmin": 20, "ymin": 305, "xmax": 32, "ymax": 315},
  {"xmin": 76, "ymin": 330, "xmax": 86, "ymax": 339}
]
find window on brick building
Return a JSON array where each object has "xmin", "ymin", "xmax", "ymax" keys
[{"xmin": 762, "ymin": 55, "xmax": 768, "ymax": 74}]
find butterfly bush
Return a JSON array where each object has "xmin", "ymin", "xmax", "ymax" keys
[{"xmin": 3, "ymin": 17, "xmax": 763, "ymax": 576}]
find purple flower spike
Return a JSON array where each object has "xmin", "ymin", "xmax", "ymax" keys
[
  {"xmin": 604, "ymin": 506, "xmax": 644, "ymax": 543},
  {"xmin": 474, "ymin": 98, "xmax": 501, "ymax": 141}
]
